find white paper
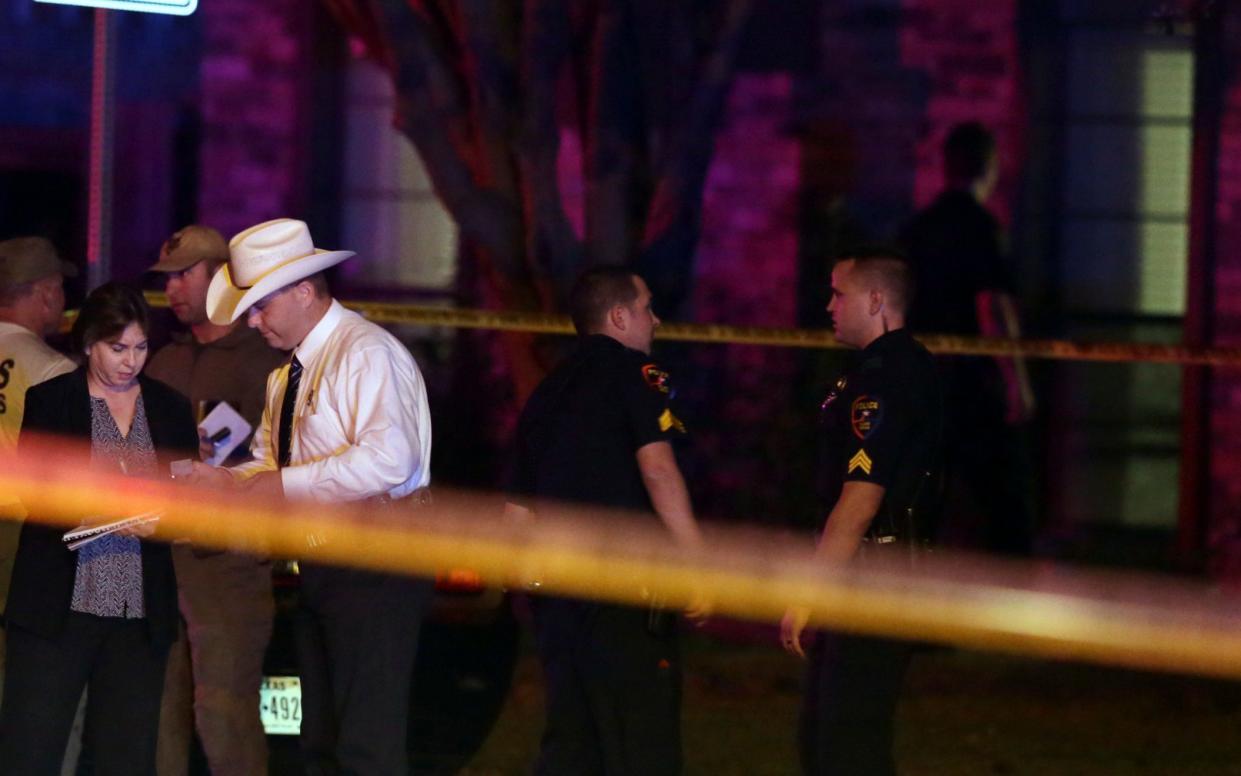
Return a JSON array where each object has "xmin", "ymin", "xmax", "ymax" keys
[
  {"xmin": 199, "ymin": 401, "xmax": 252, "ymax": 466},
  {"xmin": 63, "ymin": 511, "xmax": 162, "ymax": 551}
]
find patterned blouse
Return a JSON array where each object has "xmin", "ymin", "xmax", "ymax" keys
[{"xmin": 70, "ymin": 394, "xmax": 157, "ymax": 619}]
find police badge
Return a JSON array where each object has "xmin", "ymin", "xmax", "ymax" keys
[{"xmin": 821, "ymin": 375, "xmax": 847, "ymax": 410}]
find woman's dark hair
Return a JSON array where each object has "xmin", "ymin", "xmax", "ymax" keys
[{"xmin": 71, "ymin": 282, "xmax": 151, "ymax": 353}]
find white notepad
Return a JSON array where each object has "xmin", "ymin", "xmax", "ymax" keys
[
  {"xmin": 63, "ymin": 511, "xmax": 162, "ymax": 551},
  {"xmin": 199, "ymin": 401, "xmax": 252, "ymax": 466}
]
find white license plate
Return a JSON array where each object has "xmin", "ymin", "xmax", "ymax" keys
[{"xmin": 259, "ymin": 676, "xmax": 302, "ymax": 735}]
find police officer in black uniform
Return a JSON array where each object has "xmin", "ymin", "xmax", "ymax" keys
[
  {"xmin": 505, "ymin": 265, "xmax": 704, "ymax": 776},
  {"xmin": 782, "ymin": 249, "xmax": 943, "ymax": 775}
]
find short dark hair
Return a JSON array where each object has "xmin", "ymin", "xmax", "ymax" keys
[
  {"xmin": 943, "ymin": 121, "xmax": 995, "ymax": 183},
  {"xmin": 72, "ymin": 282, "xmax": 150, "ymax": 353},
  {"xmin": 301, "ymin": 271, "xmax": 330, "ymax": 298},
  {"xmin": 568, "ymin": 266, "xmax": 640, "ymax": 335},
  {"xmin": 838, "ymin": 245, "xmax": 915, "ymax": 314}
]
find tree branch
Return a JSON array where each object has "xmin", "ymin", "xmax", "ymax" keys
[
  {"xmin": 367, "ymin": 0, "xmax": 526, "ymax": 276},
  {"xmin": 584, "ymin": 0, "xmax": 644, "ymax": 267},
  {"xmin": 457, "ymin": 0, "xmax": 522, "ymax": 196},
  {"xmin": 517, "ymin": 0, "xmax": 584, "ymax": 306},
  {"xmin": 636, "ymin": 0, "xmax": 755, "ymax": 312}
]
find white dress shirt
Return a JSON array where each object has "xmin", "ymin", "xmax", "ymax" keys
[{"xmin": 232, "ymin": 300, "xmax": 432, "ymax": 502}]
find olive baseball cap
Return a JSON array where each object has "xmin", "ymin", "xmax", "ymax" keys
[
  {"xmin": 0, "ymin": 236, "xmax": 78, "ymax": 294},
  {"xmin": 149, "ymin": 225, "xmax": 229, "ymax": 273}
]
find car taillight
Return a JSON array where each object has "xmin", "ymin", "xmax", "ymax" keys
[{"xmin": 435, "ymin": 568, "xmax": 485, "ymax": 594}]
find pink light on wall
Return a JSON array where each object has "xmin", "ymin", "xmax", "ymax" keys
[
  {"xmin": 693, "ymin": 74, "xmax": 799, "ymax": 328},
  {"xmin": 196, "ymin": 0, "xmax": 312, "ymax": 239},
  {"xmin": 899, "ymin": 0, "xmax": 1025, "ymax": 226},
  {"xmin": 556, "ymin": 127, "xmax": 586, "ymax": 242}
]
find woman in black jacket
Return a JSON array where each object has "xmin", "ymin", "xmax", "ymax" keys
[{"xmin": 0, "ymin": 283, "xmax": 197, "ymax": 775}]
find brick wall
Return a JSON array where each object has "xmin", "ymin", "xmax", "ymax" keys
[
  {"xmin": 681, "ymin": 3, "xmax": 1028, "ymax": 522},
  {"xmin": 899, "ymin": 0, "xmax": 1023, "ymax": 224},
  {"xmin": 688, "ymin": 74, "xmax": 803, "ymax": 521},
  {"xmin": 693, "ymin": 74, "xmax": 800, "ymax": 329},
  {"xmin": 805, "ymin": 0, "xmax": 1022, "ymax": 238},
  {"xmin": 197, "ymin": 0, "xmax": 313, "ymax": 239},
  {"xmin": 809, "ymin": 2, "xmax": 924, "ymax": 239}
]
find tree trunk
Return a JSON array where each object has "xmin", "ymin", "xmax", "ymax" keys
[{"xmin": 323, "ymin": 0, "xmax": 755, "ymax": 387}]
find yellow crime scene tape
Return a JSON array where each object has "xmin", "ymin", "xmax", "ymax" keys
[
  {"xmin": 5, "ymin": 439, "xmax": 1241, "ymax": 681},
  {"xmin": 130, "ymin": 291, "xmax": 1241, "ymax": 367},
  {"xmin": 31, "ymin": 291, "xmax": 1240, "ymax": 682},
  {"xmin": 53, "ymin": 292, "xmax": 1233, "ymax": 365}
]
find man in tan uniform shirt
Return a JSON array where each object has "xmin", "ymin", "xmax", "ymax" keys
[{"xmin": 145, "ymin": 226, "xmax": 285, "ymax": 776}]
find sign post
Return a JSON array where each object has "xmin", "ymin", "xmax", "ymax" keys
[
  {"xmin": 85, "ymin": 8, "xmax": 115, "ymax": 291},
  {"xmin": 34, "ymin": 0, "xmax": 199, "ymax": 288}
]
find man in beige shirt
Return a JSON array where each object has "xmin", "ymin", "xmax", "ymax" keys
[
  {"xmin": 0, "ymin": 237, "xmax": 77, "ymax": 773},
  {"xmin": 145, "ymin": 226, "xmax": 285, "ymax": 776},
  {"xmin": 0, "ymin": 237, "xmax": 76, "ymax": 451},
  {"xmin": 0, "ymin": 236, "xmax": 76, "ymax": 613}
]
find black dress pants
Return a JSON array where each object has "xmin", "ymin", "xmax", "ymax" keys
[
  {"xmin": 293, "ymin": 564, "xmax": 432, "ymax": 776},
  {"xmin": 798, "ymin": 630, "xmax": 913, "ymax": 776},
  {"xmin": 0, "ymin": 613, "xmax": 167, "ymax": 776},
  {"xmin": 532, "ymin": 599, "xmax": 682, "ymax": 776}
]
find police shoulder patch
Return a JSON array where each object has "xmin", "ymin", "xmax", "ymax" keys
[
  {"xmin": 850, "ymin": 394, "xmax": 883, "ymax": 440},
  {"xmin": 641, "ymin": 363, "xmax": 672, "ymax": 395}
]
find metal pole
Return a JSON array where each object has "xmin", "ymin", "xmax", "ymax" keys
[
  {"xmin": 87, "ymin": 7, "xmax": 115, "ymax": 290},
  {"xmin": 1176, "ymin": 6, "xmax": 1224, "ymax": 567}
]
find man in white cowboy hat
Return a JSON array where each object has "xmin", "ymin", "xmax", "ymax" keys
[
  {"xmin": 145, "ymin": 225, "xmax": 285, "ymax": 776},
  {"xmin": 189, "ymin": 218, "xmax": 433, "ymax": 775}
]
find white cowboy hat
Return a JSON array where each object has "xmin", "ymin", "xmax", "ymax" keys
[{"xmin": 206, "ymin": 218, "xmax": 355, "ymax": 324}]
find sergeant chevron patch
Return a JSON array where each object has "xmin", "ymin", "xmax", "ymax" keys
[
  {"xmin": 848, "ymin": 449, "xmax": 873, "ymax": 475},
  {"xmin": 659, "ymin": 408, "xmax": 686, "ymax": 433}
]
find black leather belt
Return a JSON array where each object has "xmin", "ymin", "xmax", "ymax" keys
[
  {"xmin": 368, "ymin": 487, "xmax": 433, "ymax": 508},
  {"xmin": 305, "ymin": 487, "xmax": 433, "ymax": 549}
]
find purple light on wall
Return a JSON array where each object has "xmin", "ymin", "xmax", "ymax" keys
[
  {"xmin": 693, "ymin": 73, "xmax": 799, "ymax": 328},
  {"xmin": 196, "ymin": 0, "xmax": 312, "ymax": 240},
  {"xmin": 900, "ymin": 0, "xmax": 1024, "ymax": 226}
]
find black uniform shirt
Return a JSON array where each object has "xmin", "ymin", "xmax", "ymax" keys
[
  {"xmin": 901, "ymin": 190, "xmax": 1015, "ymax": 337},
  {"xmin": 508, "ymin": 334, "xmax": 686, "ymax": 515},
  {"xmin": 901, "ymin": 190, "xmax": 1014, "ymax": 423},
  {"xmin": 817, "ymin": 328, "xmax": 943, "ymax": 541}
]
